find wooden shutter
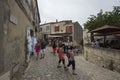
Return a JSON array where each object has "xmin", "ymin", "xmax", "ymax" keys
[
  {"xmin": 69, "ymin": 26, "xmax": 72, "ymax": 32},
  {"xmin": 66, "ymin": 26, "xmax": 68, "ymax": 32}
]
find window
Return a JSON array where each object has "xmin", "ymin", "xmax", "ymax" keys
[
  {"xmin": 46, "ymin": 26, "xmax": 50, "ymax": 31},
  {"xmin": 54, "ymin": 26, "xmax": 59, "ymax": 32},
  {"xmin": 40, "ymin": 28, "xmax": 42, "ymax": 32},
  {"xmin": 66, "ymin": 26, "xmax": 72, "ymax": 33},
  {"xmin": 69, "ymin": 26, "xmax": 72, "ymax": 32}
]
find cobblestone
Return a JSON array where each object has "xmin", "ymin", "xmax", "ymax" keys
[{"xmin": 21, "ymin": 47, "xmax": 120, "ymax": 80}]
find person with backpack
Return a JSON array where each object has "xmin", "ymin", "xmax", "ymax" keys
[
  {"xmin": 66, "ymin": 47, "xmax": 77, "ymax": 75},
  {"xmin": 66, "ymin": 45, "xmax": 72, "ymax": 59}
]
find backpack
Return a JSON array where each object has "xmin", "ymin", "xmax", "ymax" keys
[{"xmin": 66, "ymin": 53, "xmax": 70, "ymax": 58}]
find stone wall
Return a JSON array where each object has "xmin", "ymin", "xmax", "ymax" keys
[
  {"xmin": 0, "ymin": 1, "xmax": 4, "ymax": 74},
  {"xmin": 0, "ymin": 0, "xmax": 37, "ymax": 79},
  {"xmin": 0, "ymin": 71, "xmax": 10, "ymax": 80},
  {"xmin": 84, "ymin": 45, "xmax": 120, "ymax": 73}
]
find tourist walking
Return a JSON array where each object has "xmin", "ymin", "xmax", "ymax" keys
[
  {"xmin": 66, "ymin": 47, "xmax": 77, "ymax": 75},
  {"xmin": 52, "ymin": 41, "xmax": 57, "ymax": 55},
  {"xmin": 27, "ymin": 29, "xmax": 37, "ymax": 62},
  {"xmin": 35, "ymin": 40, "xmax": 41, "ymax": 60},
  {"xmin": 57, "ymin": 44, "xmax": 66, "ymax": 69},
  {"xmin": 27, "ymin": 34, "xmax": 32, "ymax": 62},
  {"xmin": 40, "ymin": 39, "xmax": 47, "ymax": 59}
]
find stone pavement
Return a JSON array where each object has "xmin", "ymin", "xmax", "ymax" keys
[{"xmin": 21, "ymin": 47, "xmax": 120, "ymax": 80}]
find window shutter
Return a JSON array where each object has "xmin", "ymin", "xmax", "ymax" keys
[
  {"xmin": 54, "ymin": 26, "xmax": 59, "ymax": 32},
  {"xmin": 70, "ymin": 26, "xmax": 72, "ymax": 32},
  {"xmin": 54, "ymin": 27, "xmax": 56, "ymax": 32},
  {"xmin": 66, "ymin": 26, "xmax": 68, "ymax": 32},
  {"xmin": 58, "ymin": 26, "xmax": 59, "ymax": 32}
]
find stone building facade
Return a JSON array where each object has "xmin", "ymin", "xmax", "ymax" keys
[
  {"xmin": 40, "ymin": 23, "xmax": 51, "ymax": 39},
  {"xmin": 40, "ymin": 20, "xmax": 83, "ymax": 46},
  {"xmin": 0, "ymin": 0, "xmax": 40, "ymax": 80},
  {"xmin": 73, "ymin": 22, "xmax": 83, "ymax": 45}
]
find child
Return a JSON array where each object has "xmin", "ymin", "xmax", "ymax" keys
[
  {"xmin": 66, "ymin": 47, "xmax": 77, "ymax": 75},
  {"xmin": 52, "ymin": 42, "xmax": 57, "ymax": 55},
  {"xmin": 35, "ymin": 40, "xmax": 41, "ymax": 60},
  {"xmin": 57, "ymin": 44, "xmax": 66, "ymax": 69}
]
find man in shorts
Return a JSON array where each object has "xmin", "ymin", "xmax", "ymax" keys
[{"xmin": 40, "ymin": 39, "xmax": 47, "ymax": 59}]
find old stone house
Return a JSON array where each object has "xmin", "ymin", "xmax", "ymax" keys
[
  {"xmin": 40, "ymin": 20, "xmax": 83, "ymax": 46},
  {"xmin": 39, "ymin": 23, "xmax": 51, "ymax": 40},
  {"xmin": 0, "ymin": 0, "xmax": 40, "ymax": 80}
]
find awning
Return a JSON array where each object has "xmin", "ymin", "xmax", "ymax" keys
[
  {"xmin": 89, "ymin": 25, "xmax": 120, "ymax": 46},
  {"xmin": 90, "ymin": 25, "xmax": 120, "ymax": 33},
  {"xmin": 93, "ymin": 31, "xmax": 120, "ymax": 36}
]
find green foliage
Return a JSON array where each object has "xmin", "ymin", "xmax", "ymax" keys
[{"xmin": 84, "ymin": 6, "xmax": 120, "ymax": 30}]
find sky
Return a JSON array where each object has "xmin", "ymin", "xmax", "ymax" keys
[{"xmin": 37, "ymin": 0, "xmax": 120, "ymax": 27}]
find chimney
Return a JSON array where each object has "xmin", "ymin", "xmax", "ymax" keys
[{"xmin": 56, "ymin": 19, "xmax": 58, "ymax": 22}]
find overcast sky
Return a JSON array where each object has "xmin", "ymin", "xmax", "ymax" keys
[{"xmin": 37, "ymin": 0, "xmax": 120, "ymax": 27}]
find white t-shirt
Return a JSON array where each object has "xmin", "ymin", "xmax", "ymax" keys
[
  {"xmin": 31, "ymin": 36, "xmax": 37, "ymax": 52},
  {"xmin": 27, "ymin": 35, "xmax": 37, "ymax": 52},
  {"xmin": 27, "ymin": 36, "xmax": 32, "ymax": 52}
]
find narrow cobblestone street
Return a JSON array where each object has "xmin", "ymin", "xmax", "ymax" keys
[{"xmin": 22, "ymin": 47, "xmax": 120, "ymax": 80}]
